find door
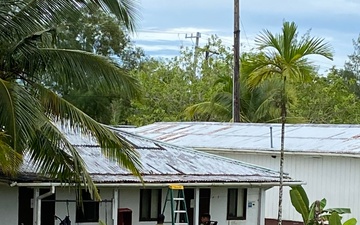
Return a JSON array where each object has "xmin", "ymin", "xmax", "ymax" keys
[
  {"xmin": 199, "ymin": 189, "xmax": 211, "ymax": 222},
  {"xmin": 18, "ymin": 188, "xmax": 55, "ymax": 225},
  {"xmin": 18, "ymin": 187, "xmax": 33, "ymax": 225},
  {"xmin": 184, "ymin": 189, "xmax": 194, "ymax": 225},
  {"xmin": 40, "ymin": 188, "xmax": 55, "ymax": 225},
  {"xmin": 118, "ymin": 208, "xmax": 132, "ymax": 225}
]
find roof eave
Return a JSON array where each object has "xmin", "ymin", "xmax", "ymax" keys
[
  {"xmin": 199, "ymin": 147, "xmax": 360, "ymax": 158},
  {"xmin": 9, "ymin": 181, "xmax": 304, "ymax": 188}
]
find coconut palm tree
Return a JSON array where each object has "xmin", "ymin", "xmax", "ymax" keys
[
  {"xmin": 0, "ymin": 0, "xmax": 141, "ymax": 199},
  {"xmin": 246, "ymin": 21, "xmax": 333, "ymax": 225}
]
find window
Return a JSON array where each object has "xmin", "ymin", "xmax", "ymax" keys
[
  {"xmin": 227, "ymin": 188, "xmax": 247, "ymax": 220},
  {"xmin": 76, "ymin": 190, "xmax": 99, "ymax": 223},
  {"xmin": 139, "ymin": 189, "xmax": 162, "ymax": 221}
]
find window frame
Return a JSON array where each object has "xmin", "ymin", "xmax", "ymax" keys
[
  {"xmin": 226, "ymin": 188, "xmax": 247, "ymax": 220},
  {"xmin": 139, "ymin": 188, "xmax": 162, "ymax": 221},
  {"xmin": 75, "ymin": 190, "xmax": 100, "ymax": 223}
]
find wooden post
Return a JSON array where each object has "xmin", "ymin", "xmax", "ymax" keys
[{"xmin": 233, "ymin": 0, "xmax": 240, "ymax": 122}]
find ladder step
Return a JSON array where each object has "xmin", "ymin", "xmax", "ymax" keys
[
  {"xmin": 174, "ymin": 210, "xmax": 187, "ymax": 213},
  {"xmin": 173, "ymin": 198, "xmax": 185, "ymax": 200},
  {"xmin": 174, "ymin": 223, "xmax": 188, "ymax": 225}
]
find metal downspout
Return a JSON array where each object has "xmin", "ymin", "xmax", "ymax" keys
[
  {"xmin": 36, "ymin": 186, "xmax": 55, "ymax": 225},
  {"xmin": 113, "ymin": 189, "xmax": 119, "ymax": 225},
  {"xmin": 257, "ymin": 188, "xmax": 265, "ymax": 225},
  {"xmin": 194, "ymin": 188, "xmax": 200, "ymax": 225}
]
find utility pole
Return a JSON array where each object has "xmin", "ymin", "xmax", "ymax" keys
[
  {"xmin": 232, "ymin": 0, "xmax": 240, "ymax": 122},
  {"xmin": 186, "ymin": 32, "xmax": 201, "ymax": 76},
  {"xmin": 186, "ymin": 32, "xmax": 201, "ymax": 48}
]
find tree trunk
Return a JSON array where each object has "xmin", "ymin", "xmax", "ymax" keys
[{"xmin": 277, "ymin": 76, "xmax": 287, "ymax": 225}]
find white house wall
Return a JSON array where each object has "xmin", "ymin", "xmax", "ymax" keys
[
  {"xmin": 0, "ymin": 185, "xmax": 265, "ymax": 225},
  {"xmin": 214, "ymin": 152, "xmax": 360, "ymax": 222},
  {"xmin": 118, "ymin": 186, "xmax": 264, "ymax": 225},
  {"xmin": 0, "ymin": 185, "xmax": 18, "ymax": 225},
  {"xmin": 209, "ymin": 187, "xmax": 264, "ymax": 225}
]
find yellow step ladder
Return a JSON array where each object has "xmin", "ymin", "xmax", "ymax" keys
[{"xmin": 162, "ymin": 184, "xmax": 189, "ymax": 225}]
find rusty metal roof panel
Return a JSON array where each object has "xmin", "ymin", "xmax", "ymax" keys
[
  {"xmin": 131, "ymin": 122, "xmax": 360, "ymax": 155},
  {"xmin": 90, "ymin": 174, "xmax": 286, "ymax": 183},
  {"xmin": 18, "ymin": 125, "xmax": 299, "ymax": 184}
]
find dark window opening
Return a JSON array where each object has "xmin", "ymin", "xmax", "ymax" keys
[
  {"xmin": 227, "ymin": 188, "xmax": 247, "ymax": 220},
  {"xmin": 139, "ymin": 189, "xmax": 162, "ymax": 221},
  {"xmin": 76, "ymin": 190, "xmax": 99, "ymax": 223}
]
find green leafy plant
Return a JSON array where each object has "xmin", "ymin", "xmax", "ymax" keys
[{"xmin": 290, "ymin": 186, "xmax": 357, "ymax": 225}]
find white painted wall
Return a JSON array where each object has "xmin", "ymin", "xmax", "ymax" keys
[
  {"xmin": 118, "ymin": 186, "xmax": 264, "ymax": 225},
  {"xmin": 209, "ymin": 187, "xmax": 265, "ymax": 225},
  {"xmin": 214, "ymin": 151, "xmax": 360, "ymax": 222},
  {"xmin": 0, "ymin": 185, "xmax": 266, "ymax": 225},
  {"xmin": 0, "ymin": 185, "xmax": 18, "ymax": 225}
]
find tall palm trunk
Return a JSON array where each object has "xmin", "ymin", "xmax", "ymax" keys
[{"xmin": 277, "ymin": 76, "xmax": 286, "ymax": 225}]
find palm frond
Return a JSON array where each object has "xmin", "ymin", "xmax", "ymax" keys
[
  {"xmin": 27, "ymin": 121, "xmax": 101, "ymax": 200},
  {"xmin": 298, "ymin": 36, "xmax": 333, "ymax": 60},
  {"xmin": 281, "ymin": 21, "xmax": 298, "ymax": 60},
  {"xmin": 248, "ymin": 21, "xmax": 333, "ymax": 88},
  {"xmin": 0, "ymin": 133, "xmax": 22, "ymax": 176},
  {"xmin": 34, "ymin": 83, "xmax": 142, "ymax": 178},
  {"xmin": 25, "ymin": 48, "xmax": 140, "ymax": 98},
  {"xmin": 92, "ymin": 0, "xmax": 140, "ymax": 32},
  {"xmin": 0, "ymin": 0, "xmax": 139, "ymax": 43},
  {"xmin": 1, "ymin": 0, "xmax": 81, "ymax": 43},
  {"xmin": 184, "ymin": 102, "xmax": 231, "ymax": 121},
  {"xmin": 0, "ymin": 79, "xmax": 45, "ymax": 152},
  {"xmin": 256, "ymin": 29, "xmax": 282, "ymax": 55}
]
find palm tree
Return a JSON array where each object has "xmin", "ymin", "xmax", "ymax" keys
[
  {"xmin": 246, "ymin": 21, "xmax": 333, "ymax": 225},
  {"xmin": 0, "ymin": 0, "xmax": 141, "ymax": 199},
  {"xmin": 184, "ymin": 53, "xmax": 288, "ymax": 123}
]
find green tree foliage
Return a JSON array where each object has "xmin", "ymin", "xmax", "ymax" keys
[
  {"xmin": 292, "ymin": 70, "xmax": 360, "ymax": 124},
  {"xmin": 344, "ymin": 35, "xmax": 360, "ymax": 79},
  {"xmin": 0, "ymin": 0, "xmax": 142, "ymax": 199},
  {"xmin": 185, "ymin": 51, "xmax": 299, "ymax": 123},
  {"xmin": 127, "ymin": 37, "xmax": 226, "ymax": 126},
  {"xmin": 50, "ymin": 6, "xmax": 145, "ymax": 124},
  {"xmin": 290, "ymin": 186, "xmax": 357, "ymax": 225}
]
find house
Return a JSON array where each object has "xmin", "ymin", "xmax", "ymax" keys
[
  {"xmin": 131, "ymin": 122, "xmax": 360, "ymax": 223},
  {"xmin": 0, "ymin": 125, "xmax": 301, "ymax": 225}
]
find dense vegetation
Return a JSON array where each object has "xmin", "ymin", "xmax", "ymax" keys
[
  {"xmin": 2, "ymin": 0, "xmax": 360, "ymax": 197},
  {"xmin": 0, "ymin": 0, "xmax": 142, "ymax": 198}
]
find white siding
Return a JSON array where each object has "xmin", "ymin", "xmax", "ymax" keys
[
  {"xmin": 0, "ymin": 185, "xmax": 18, "ymax": 225},
  {"xmin": 214, "ymin": 152, "xmax": 360, "ymax": 222},
  {"xmin": 210, "ymin": 187, "xmax": 264, "ymax": 225},
  {"xmin": 0, "ymin": 185, "xmax": 266, "ymax": 225}
]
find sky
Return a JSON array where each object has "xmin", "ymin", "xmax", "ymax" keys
[{"xmin": 131, "ymin": 0, "xmax": 360, "ymax": 74}]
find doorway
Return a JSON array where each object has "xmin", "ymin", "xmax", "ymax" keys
[
  {"xmin": 40, "ymin": 188, "xmax": 55, "ymax": 225},
  {"xmin": 18, "ymin": 187, "xmax": 55, "ymax": 225},
  {"xmin": 118, "ymin": 208, "xmax": 132, "ymax": 225},
  {"xmin": 184, "ymin": 189, "xmax": 194, "ymax": 225},
  {"xmin": 18, "ymin": 187, "xmax": 33, "ymax": 225},
  {"xmin": 199, "ymin": 188, "xmax": 211, "ymax": 222},
  {"xmin": 184, "ymin": 188, "xmax": 211, "ymax": 225}
]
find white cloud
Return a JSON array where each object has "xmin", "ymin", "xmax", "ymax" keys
[
  {"xmin": 133, "ymin": 0, "xmax": 360, "ymax": 73},
  {"xmin": 241, "ymin": 0, "xmax": 360, "ymax": 15},
  {"xmin": 136, "ymin": 44, "xmax": 181, "ymax": 52}
]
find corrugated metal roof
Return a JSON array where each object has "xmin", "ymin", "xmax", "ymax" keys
[
  {"xmin": 131, "ymin": 122, "xmax": 360, "ymax": 155},
  {"xmin": 18, "ymin": 125, "xmax": 298, "ymax": 184}
]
